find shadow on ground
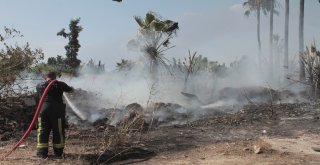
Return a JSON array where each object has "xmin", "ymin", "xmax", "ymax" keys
[{"xmin": 65, "ymin": 147, "xmax": 155, "ymax": 165}]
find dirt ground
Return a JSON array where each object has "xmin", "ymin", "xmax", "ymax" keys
[{"xmin": 1, "ymin": 102, "xmax": 320, "ymax": 165}]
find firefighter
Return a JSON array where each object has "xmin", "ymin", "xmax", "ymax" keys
[{"xmin": 35, "ymin": 72, "xmax": 73, "ymax": 158}]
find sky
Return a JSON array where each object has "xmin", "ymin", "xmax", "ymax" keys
[{"xmin": 0, "ymin": 0, "xmax": 319, "ymax": 70}]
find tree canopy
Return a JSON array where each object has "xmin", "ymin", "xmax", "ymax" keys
[{"xmin": 57, "ymin": 18, "xmax": 83, "ymax": 70}]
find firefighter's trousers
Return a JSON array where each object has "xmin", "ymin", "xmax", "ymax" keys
[{"xmin": 37, "ymin": 101, "xmax": 66, "ymax": 156}]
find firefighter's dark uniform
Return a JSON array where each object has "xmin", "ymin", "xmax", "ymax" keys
[{"xmin": 36, "ymin": 80, "xmax": 73, "ymax": 157}]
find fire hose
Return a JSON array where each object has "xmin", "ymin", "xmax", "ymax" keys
[{"xmin": 0, "ymin": 80, "xmax": 57, "ymax": 161}]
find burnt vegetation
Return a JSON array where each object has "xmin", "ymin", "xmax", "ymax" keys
[{"xmin": 1, "ymin": 1, "xmax": 320, "ymax": 164}]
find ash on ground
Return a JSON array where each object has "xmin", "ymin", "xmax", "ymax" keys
[{"xmin": 64, "ymin": 86, "xmax": 310, "ymax": 130}]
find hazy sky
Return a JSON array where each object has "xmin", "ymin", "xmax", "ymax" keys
[{"xmin": 1, "ymin": 0, "xmax": 319, "ymax": 70}]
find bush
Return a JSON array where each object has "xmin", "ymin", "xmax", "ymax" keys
[
  {"xmin": 0, "ymin": 27, "xmax": 43, "ymax": 100},
  {"xmin": 302, "ymin": 42, "xmax": 320, "ymax": 98}
]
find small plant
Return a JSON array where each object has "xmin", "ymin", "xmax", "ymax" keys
[
  {"xmin": 116, "ymin": 59, "xmax": 134, "ymax": 72},
  {"xmin": 182, "ymin": 50, "xmax": 201, "ymax": 90},
  {"xmin": 103, "ymin": 104, "xmax": 146, "ymax": 150},
  {"xmin": 302, "ymin": 42, "xmax": 320, "ymax": 98},
  {"xmin": 84, "ymin": 59, "xmax": 105, "ymax": 73}
]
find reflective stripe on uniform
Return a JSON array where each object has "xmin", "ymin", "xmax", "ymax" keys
[
  {"xmin": 37, "ymin": 117, "xmax": 41, "ymax": 144},
  {"xmin": 53, "ymin": 118, "xmax": 65, "ymax": 149},
  {"xmin": 53, "ymin": 143, "xmax": 65, "ymax": 148},
  {"xmin": 37, "ymin": 143, "xmax": 49, "ymax": 148},
  {"xmin": 37, "ymin": 117, "xmax": 43, "ymax": 147}
]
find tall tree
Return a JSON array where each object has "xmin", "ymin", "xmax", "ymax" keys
[
  {"xmin": 299, "ymin": 0, "xmax": 305, "ymax": 80},
  {"xmin": 269, "ymin": 0, "xmax": 275, "ymax": 71},
  {"xmin": 243, "ymin": 0, "xmax": 270, "ymax": 66},
  {"xmin": 284, "ymin": 0, "xmax": 289, "ymax": 71},
  {"xmin": 57, "ymin": 18, "xmax": 83, "ymax": 69}
]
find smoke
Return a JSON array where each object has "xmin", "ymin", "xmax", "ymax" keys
[
  {"xmin": 60, "ymin": 50, "xmax": 310, "ymax": 126},
  {"xmin": 59, "ymin": 21, "xmax": 315, "ymax": 125},
  {"xmin": 10, "ymin": 49, "xmax": 308, "ymax": 127}
]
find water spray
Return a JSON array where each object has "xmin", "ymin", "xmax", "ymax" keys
[{"xmin": 63, "ymin": 93, "xmax": 87, "ymax": 121}]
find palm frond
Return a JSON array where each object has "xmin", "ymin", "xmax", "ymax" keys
[
  {"xmin": 164, "ymin": 22, "xmax": 179, "ymax": 33},
  {"xmin": 134, "ymin": 16, "xmax": 145, "ymax": 28},
  {"xmin": 150, "ymin": 20, "xmax": 165, "ymax": 31},
  {"xmin": 145, "ymin": 12, "xmax": 156, "ymax": 25}
]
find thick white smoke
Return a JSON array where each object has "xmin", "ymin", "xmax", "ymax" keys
[{"xmin": 58, "ymin": 51, "xmax": 309, "ymax": 126}]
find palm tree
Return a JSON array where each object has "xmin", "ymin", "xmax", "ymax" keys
[
  {"xmin": 284, "ymin": 0, "xmax": 289, "ymax": 71},
  {"xmin": 265, "ymin": 0, "xmax": 280, "ymax": 75},
  {"xmin": 243, "ymin": 0, "xmax": 270, "ymax": 66},
  {"xmin": 299, "ymin": 0, "xmax": 305, "ymax": 81},
  {"xmin": 269, "ymin": 0, "xmax": 275, "ymax": 71},
  {"xmin": 130, "ymin": 11, "xmax": 179, "ymax": 81}
]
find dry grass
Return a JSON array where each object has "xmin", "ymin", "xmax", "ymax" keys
[{"xmin": 104, "ymin": 113, "xmax": 145, "ymax": 149}]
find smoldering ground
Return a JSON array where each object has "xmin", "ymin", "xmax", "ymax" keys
[{"xmin": 62, "ymin": 55, "xmax": 308, "ymax": 126}]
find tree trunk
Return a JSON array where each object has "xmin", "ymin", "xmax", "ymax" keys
[
  {"xmin": 299, "ymin": 0, "xmax": 305, "ymax": 81},
  {"xmin": 257, "ymin": 1, "xmax": 262, "ymax": 67},
  {"xmin": 269, "ymin": 0, "xmax": 274, "ymax": 77},
  {"xmin": 284, "ymin": 0, "xmax": 289, "ymax": 71},
  {"xmin": 150, "ymin": 58, "xmax": 159, "ymax": 83}
]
